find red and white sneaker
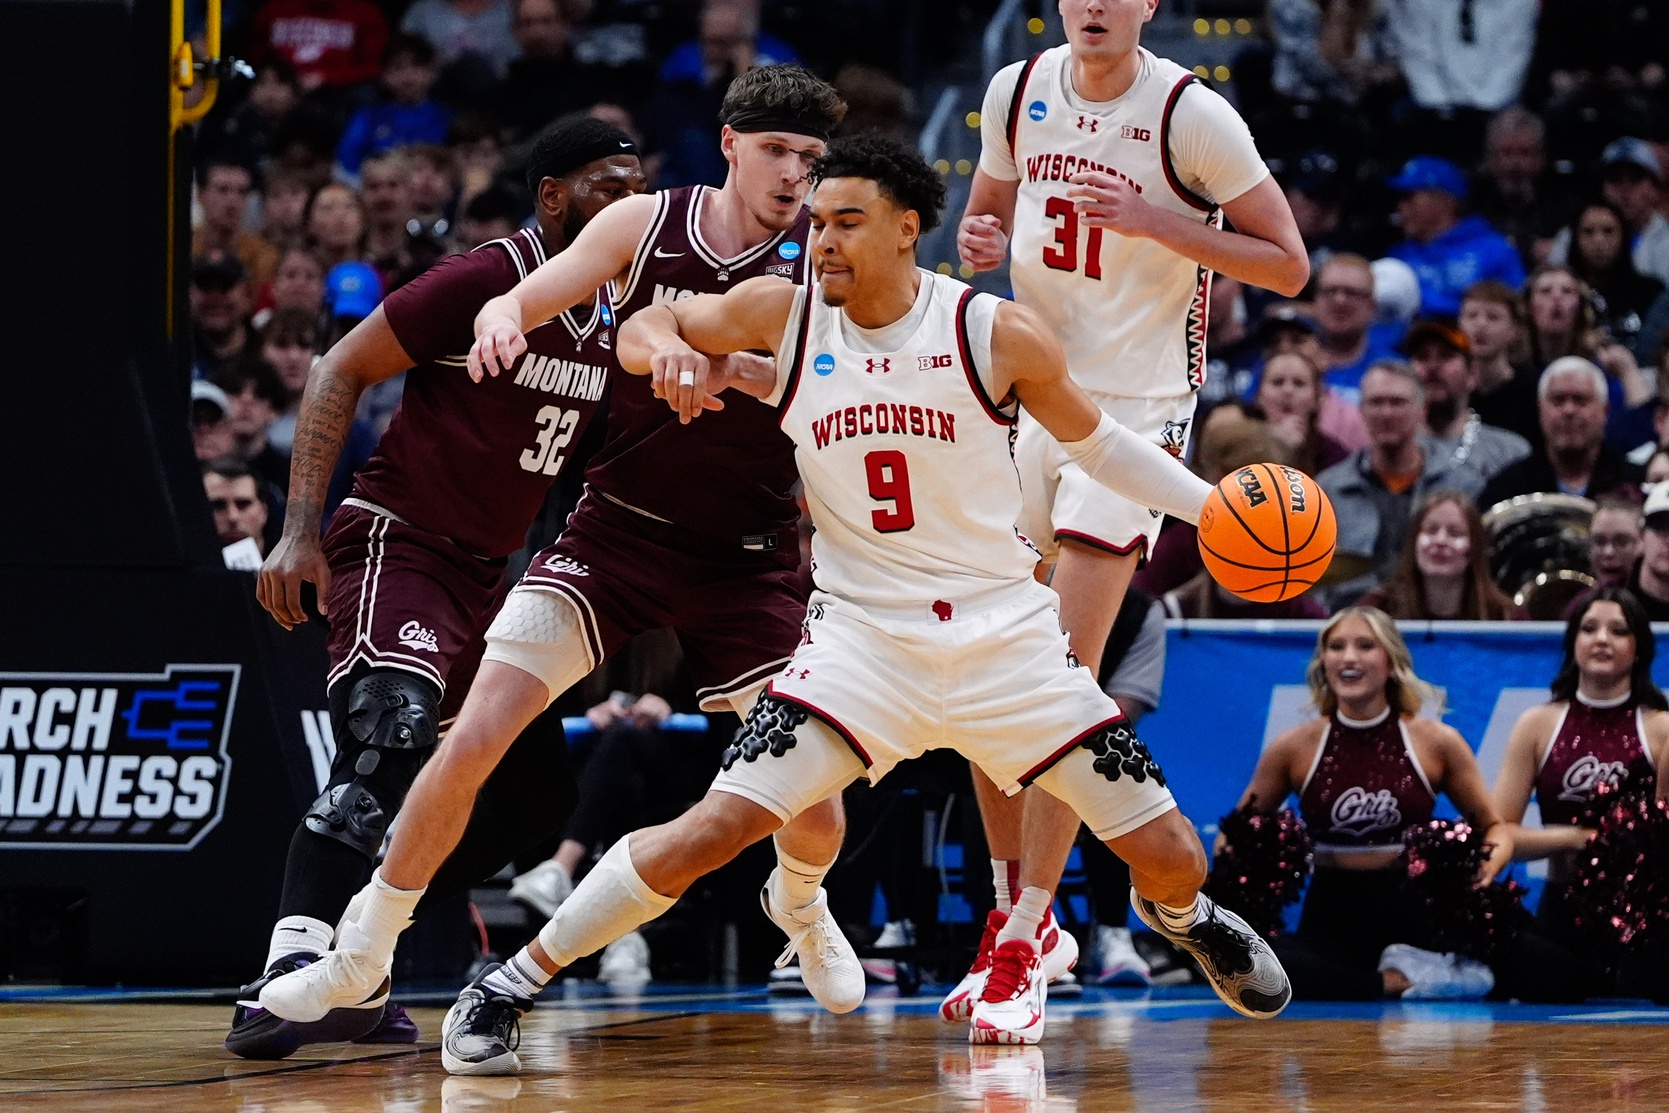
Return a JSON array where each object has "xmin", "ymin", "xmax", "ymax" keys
[
  {"xmin": 939, "ymin": 910, "xmax": 1005, "ymax": 1023},
  {"xmin": 969, "ymin": 939, "xmax": 1045, "ymax": 1045},
  {"xmin": 1037, "ymin": 906, "xmax": 1080, "ymax": 985}
]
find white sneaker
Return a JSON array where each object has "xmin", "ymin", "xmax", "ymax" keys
[
  {"xmin": 1094, "ymin": 925, "xmax": 1153, "ymax": 987},
  {"xmin": 940, "ymin": 910, "xmax": 1005, "ymax": 1024},
  {"xmin": 597, "ymin": 931, "xmax": 651, "ymax": 988},
  {"xmin": 1037, "ymin": 907, "xmax": 1080, "ymax": 985},
  {"xmin": 760, "ymin": 882, "xmax": 865, "ymax": 1014},
  {"xmin": 1380, "ymin": 944, "xmax": 1495, "ymax": 999},
  {"xmin": 258, "ymin": 947, "xmax": 390, "ymax": 1023},
  {"xmin": 969, "ymin": 938, "xmax": 1046, "ymax": 1045},
  {"xmin": 441, "ymin": 966, "xmax": 530, "ymax": 1076},
  {"xmin": 508, "ymin": 860, "xmax": 574, "ymax": 921}
]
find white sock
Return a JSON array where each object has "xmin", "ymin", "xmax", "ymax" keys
[
  {"xmin": 770, "ymin": 839, "xmax": 832, "ymax": 913},
  {"xmin": 1156, "ymin": 895, "xmax": 1203, "ymax": 934},
  {"xmin": 265, "ymin": 916, "xmax": 333, "ymax": 970},
  {"xmin": 482, "ymin": 951, "xmax": 551, "ymax": 1001},
  {"xmin": 998, "ymin": 886, "xmax": 1053, "ymax": 946},
  {"xmin": 537, "ymin": 836, "xmax": 676, "ymax": 968},
  {"xmin": 992, "ymin": 859, "xmax": 1019, "ymax": 914},
  {"xmin": 336, "ymin": 870, "xmax": 424, "ymax": 966}
]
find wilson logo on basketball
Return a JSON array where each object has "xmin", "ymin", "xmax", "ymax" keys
[
  {"xmin": 0, "ymin": 665, "xmax": 238, "ymax": 850},
  {"xmin": 1278, "ymin": 466, "xmax": 1309, "ymax": 512},
  {"xmin": 1235, "ymin": 468, "xmax": 1267, "ymax": 507}
]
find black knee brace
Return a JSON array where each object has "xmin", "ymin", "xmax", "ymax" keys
[{"xmin": 304, "ymin": 671, "xmax": 440, "ymax": 857}]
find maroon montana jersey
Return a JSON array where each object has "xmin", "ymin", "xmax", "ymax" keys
[
  {"xmin": 1298, "ymin": 711, "xmax": 1436, "ymax": 851},
  {"xmin": 358, "ymin": 229, "xmax": 614, "ymax": 558},
  {"xmin": 585, "ymin": 186, "xmax": 809, "ymax": 547},
  {"xmin": 1534, "ymin": 694, "xmax": 1655, "ymax": 827}
]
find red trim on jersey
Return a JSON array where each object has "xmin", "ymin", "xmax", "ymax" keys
[
  {"xmin": 1019, "ymin": 714, "xmax": 1129, "ymax": 786},
  {"xmin": 956, "ymin": 288, "xmax": 1015, "ymax": 426},
  {"xmin": 775, "ymin": 288, "xmax": 815, "ymax": 423},
  {"xmin": 1005, "ymin": 53, "xmax": 1045, "ymax": 156},
  {"xmin": 1159, "ymin": 75, "xmax": 1216, "ymax": 213},
  {"xmin": 765, "ymin": 684, "xmax": 872, "ymax": 768},
  {"xmin": 1055, "ymin": 529, "xmax": 1149, "ymax": 561}
]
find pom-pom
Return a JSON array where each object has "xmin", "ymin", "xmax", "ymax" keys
[
  {"xmin": 1401, "ymin": 819, "xmax": 1529, "ymax": 960},
  {"xmin": 1203, "ymin": 801, "xmax": 1314, "ymax": 939},
  {"xmin": 1570, "ymin": 769, "xmax": 1669, "ymax": 954}
]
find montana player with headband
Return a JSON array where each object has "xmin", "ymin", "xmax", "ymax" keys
[
  {"xmin": 258, "ymin": 135, "xmax": 1291, "ymax": 1070},
  {"xmin": 230, "ymin": 117, "xmax": 646, "ymax": 1059},
  {"xmin": 944, "ymin": 0, "xmax": 1309, "ymax": 1023},
  {"xmin": 256, "ymin": 68, "xmax": 872, "ymax": 1071}
]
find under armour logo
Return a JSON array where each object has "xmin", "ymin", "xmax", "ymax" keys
[
  {"xmin": 864, "ymin": 357, "xmax": 891, "ymax": 375},
  {"xmin": 1076, "ymin": 115, "xmax": 1099, "ymax": 132}
]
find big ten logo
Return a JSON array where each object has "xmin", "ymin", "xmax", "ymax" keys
[
  {"xmin": 1235, "ymin": 466, "xmax": 1267, "ymax": 507},
  {"xmin": 917, "ymin": 354, "xmax": 953, "ymax": 371},
  {"xmin": 0, "ymin": 665, "xmax": 240, "ymax": 849},
  {"xmin": 1120, "ymin": 126, "xmax": 1151, "ymax": 141}
]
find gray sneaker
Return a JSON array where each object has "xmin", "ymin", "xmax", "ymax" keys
[
  {"xmin": 440, "ymin": 966, "xmax": 532, "ymax": 1076},
  {"xmin": 1379, "ymin": 944, "xmax": 1495, "ymax": 999},
  {"xmin": 508, "ymin": 860, "xmax": 574, "ymax": 921},
  {"xmin": 1130, "ymin": 890, "xmax": 1290, "ymax": 1019}
]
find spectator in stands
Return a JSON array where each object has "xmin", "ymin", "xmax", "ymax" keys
[
  {"xmin": 1549, "ymin": 140, "xmax": 1669, "ymax": 287},
  {"xmin": 334, "ymin": 35, "xmax": 450, "ymax": 181},
  {"xmin": 1648, "ymin": 447, "xmax": 1669, "ymax": 486},
  {"xmin": 257, "ymin": 245, "xmax": 327, "ymax": 331},
  {"xmin": 193, "ymin": 158, "xmax": 280, "ymax": 290},
  {"xmin": 1405, "ymin": 318, "xmax": 1531, "ymax": 481},
  {"xmin": 448, "ymin": 113, "xmax": 505, "ymax": 217},
  {"xmin": 1268, "ymin": 0, "xmax": 1398, "ymax": 107},
  {"xmin": 455, "ymin": 184, "xmax": 524, "ymax": 248},
  {"xmin": 1563, "ymin": 200, "xmax": 1666, "ymax": 358},
  {"xmin": 249, "ymin": 0, "xmax": 388, "ymax": 94},
  {"xmin": 1480, "ymin": 357, "xmax": 1646, "ymax": 506},
  {"xmin": 323, "ymin": 260, "xmax": 383, "ymax": 335},
  {"xmin": 1313, "ymin": 253, "xmax": 1402, "ymax": 405},
  {"xmin": 1589, "ymin": 496, "xmax": 1644, "ymax": 590},
  {"xmin": 260, "ymin": 307, "xmax": 320, "ymax": 457},
  {"xmin": 360, "ymin": 150, "xmax": 447, "ymax": 292},
  {"xmin": 190, "ymin": 252, "xmax": 256, "ymax": 382},
  {"xmin": 1319, "ymin": 360, "xmax": 1487, "ymax": 606},
  {"xmin": 305, "ymin": 182, "xmax": 368, "ymax": 270},
  {"xmin": 401, "ymin": 0, "xmax": 519, "ymax": 79},
  {"xmin": 192, "ymin": 380, "xmax": 237, "ymax": 462},
  {"xmin": 833, "ymin": 64, "xmax": 914, "ymax": 141},
  {"xmin": 1629, "ymin": 485, "xmax": 1669, "ymax": 621},
  {"xmin": 1461, "ymin": 280, "xmax": 1539, "ymax": 446},
  {"xmin": 1524, "ymin": 264, "xmax": 1656, "ymax": 445},
  {"xmin": 203, "ymin": 458, "xmax": 275, "ymax": 556},
  {"xmin": 1256, "ymin": 350, "xmax": 1350, "ymax": 477},
  {"xmin": 1359, "ymin": 490, "xmax": 1522, "ymax": 619},
  {"xmin": 1384, "ymin": 0, "xmax": 1537, "ymax": 118},
  {"xmin": 202, "ymin": 59, "xmax": 317, "ymax": 172},
  {"xmin": 1471, "ymin": 107, "xmax": 1577, "ymax": 271},
  {"xmin": 1200, "ymin": 275, "xmax": 1260, "ymax": 405},
  {"xmin": 1276, "ymin": 151, "xmax": 1368, "ymax": 281},
  {"xmin": 493, "ymin": 0, "xmax": 608, "ymax": 140},
  {"xmin": 211, "ymin": 361, "xmax": 290, "ymax": 492},
  {"xmin": 1387, "ymin": 157, "xmax": 1526, "ymax": 318},
  {"xmin": 405, "ymin": 143, "xmax": 459, "ymax": 239},
  {"xmin": 260, "ymin": 166, "xmax": 313, "ymax": 249}
]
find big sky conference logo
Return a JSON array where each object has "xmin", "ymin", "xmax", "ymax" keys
[{"xmin": 0, "ymin": 665, "xmax": 239, "ymax": 850}]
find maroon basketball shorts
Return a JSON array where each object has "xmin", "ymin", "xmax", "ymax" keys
[
  {"xmin": 514, "ymin": 491, "xmax": 808, "ymax": 711},
  {"xmin": 322, "ymin": 502, "xmax": 509, "ymax": 724}
]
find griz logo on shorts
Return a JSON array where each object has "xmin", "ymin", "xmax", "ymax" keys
[
  {"xmin": 1329, "ymin": 786, "xmax": 1402, "ymax": 836},
  {"xmin": 0, "ymin": 665, "xmax": 239, "ymax": 850},
  {"xmin": 398, "ymin": 621, "xmax": 440, "ymax": 653},
  {"xmin": 1234, "ymin": 467, "xmax": 1267, "ymax": 508},
  {"xmin": 1080, "ymin": 720, "xmax": 1165, "ymax": 787},
  {"xmin": 1276, "ymin": 466, "xmax": 1308, "ymax": 512},
  {"xmin": 1557, "ymin": 754, "xmax": 1627, "ymax": 803},
  {"xmin": 721, "ymin": 695, "xmax": 810, "ymax": 770}
]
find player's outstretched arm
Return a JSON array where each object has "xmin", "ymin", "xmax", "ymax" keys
[
  {"xmin": 617, "ymin": 276, "xmax": 799, "ymax": 424},
  {"xmin": 258, "ymin": 308, "xmax": 414, "ymax": 630},
  {"xmin": 996, "ymin": 301, "xmax": 1211, "ymax": 525},
  {"xmin": 468, "ymin": 193, "xmax": 657, "ymax": 381}
]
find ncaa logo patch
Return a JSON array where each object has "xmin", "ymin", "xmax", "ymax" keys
[
  {"xmin": 778, "ymin": 241, "xmax": 802, "ymax": 260},
  {"xmin": 600, "ymin": 304, "xmax": 613, "ymax": 325},
  {"xmin": 1028, "ymin": 100, "xmax": 1047, "ymax": 121},
  {"xmin": 0, "ymin": 664, "xmax": 240, "ymax": 850},
  {"xmin": 813, "ymin": 353, "xmax": 836, "ymax": 376}
]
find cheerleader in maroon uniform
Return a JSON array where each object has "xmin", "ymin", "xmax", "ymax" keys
[
  {"xmin": 1228, "ymin": 607, "xmax": 1516, "ymax": 1000},
  {"xmin": 1493, "ymin": 586, "xmax": 1669, "ymax": 1000}
]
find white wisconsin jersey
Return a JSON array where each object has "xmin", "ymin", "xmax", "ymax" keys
[
  {"xmin": 998, "ymin": 46, "xmax": 1241, "ymax": 399},
  {"xmin": 771, "ymin": 271, "xmax": 1039, "ymax": 607}
]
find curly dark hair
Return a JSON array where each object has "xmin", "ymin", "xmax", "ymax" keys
[
  {"xmin": 720, "ymin": 65, "xmax": 847, "ymax": 134},
  {"xmin": 810, "ymin": 135, "xmax": 947, "ymax": 234}
]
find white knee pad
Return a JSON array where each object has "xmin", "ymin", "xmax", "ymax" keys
[
  {"xmin": 709, "ymin": 699, "xmax": 865, "ymax": 822},
  {"xmin": 482, "ymin": 588, "xmax": 595, "ymax": 706},
  {"xmin": 536, "ymin": 836, "xmax": 674, "ymax": 967}
]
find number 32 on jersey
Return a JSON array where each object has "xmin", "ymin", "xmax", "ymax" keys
[{"xmin": 520, "ymin": 405, "xmax": 580, "ymax": 475}]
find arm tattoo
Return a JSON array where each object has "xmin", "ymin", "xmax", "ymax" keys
[{"xmin": 285, "ymin": 362, "xmax": 361, "ymax": 537}]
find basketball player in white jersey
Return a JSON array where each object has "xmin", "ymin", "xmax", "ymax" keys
[
  {"xmin": 254, "ymin": 135, "xmax": 1291, "ymax": 1069},
  {"xmin": 943, "ymin": 0, "xmax": 1309, "ymax": 1021}
]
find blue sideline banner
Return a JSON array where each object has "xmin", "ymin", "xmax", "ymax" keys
[{"xmin": 1139, "ymin": 621, "xmax": 1669, "ymax": 856}]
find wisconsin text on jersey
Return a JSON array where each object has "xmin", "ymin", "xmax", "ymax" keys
[
  {"xmin": 1024, "ymin": 153, "xmax": 1142, "ymax": 190},
  {"xmin": 809, "ymin": 403, "xmax": 959, "ymax": 448}
]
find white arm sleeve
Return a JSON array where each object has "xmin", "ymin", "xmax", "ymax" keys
[
  {"xmin": 1167, "ymin": 82, "xmax": 1270, "ymax": 207},
  {"xmin": 976, "ymin": 61, "xmax": 1025, "ymax": 182},
  {"xmin": 1059, "ymin": 412, "xmax": 1212, "ymax": 525}
]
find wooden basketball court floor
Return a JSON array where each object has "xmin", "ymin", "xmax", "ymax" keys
[{"xmin": 3, "ymin": 986, "xmax": 1666, "ymax": 1112}]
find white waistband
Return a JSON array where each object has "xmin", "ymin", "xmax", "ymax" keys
[
  {"xmin": 341, "ymin": 497, "xmax": 410, "ymax": 524},
  {"xmin": 830, "ymin": 579, "xmax": 1040, "ymax": 623}
]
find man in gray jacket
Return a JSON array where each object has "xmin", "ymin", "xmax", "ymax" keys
[{"xmin": 1406, "ymin": 317, "xmax": 1531, "ymax": 482}]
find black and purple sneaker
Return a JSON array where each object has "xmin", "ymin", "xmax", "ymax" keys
[
  {"xmin": 224, "ymin": 952, "xmax": 387, "ymax": 1060},
  {"xmin": 354, "ymin": 1003, "xmax": 420, "ymax": 1044}
]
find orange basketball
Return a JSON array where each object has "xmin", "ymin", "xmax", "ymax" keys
[{"xmin": 1197, "ymin": 463, "xmax": 1336, "ymax": 602}]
